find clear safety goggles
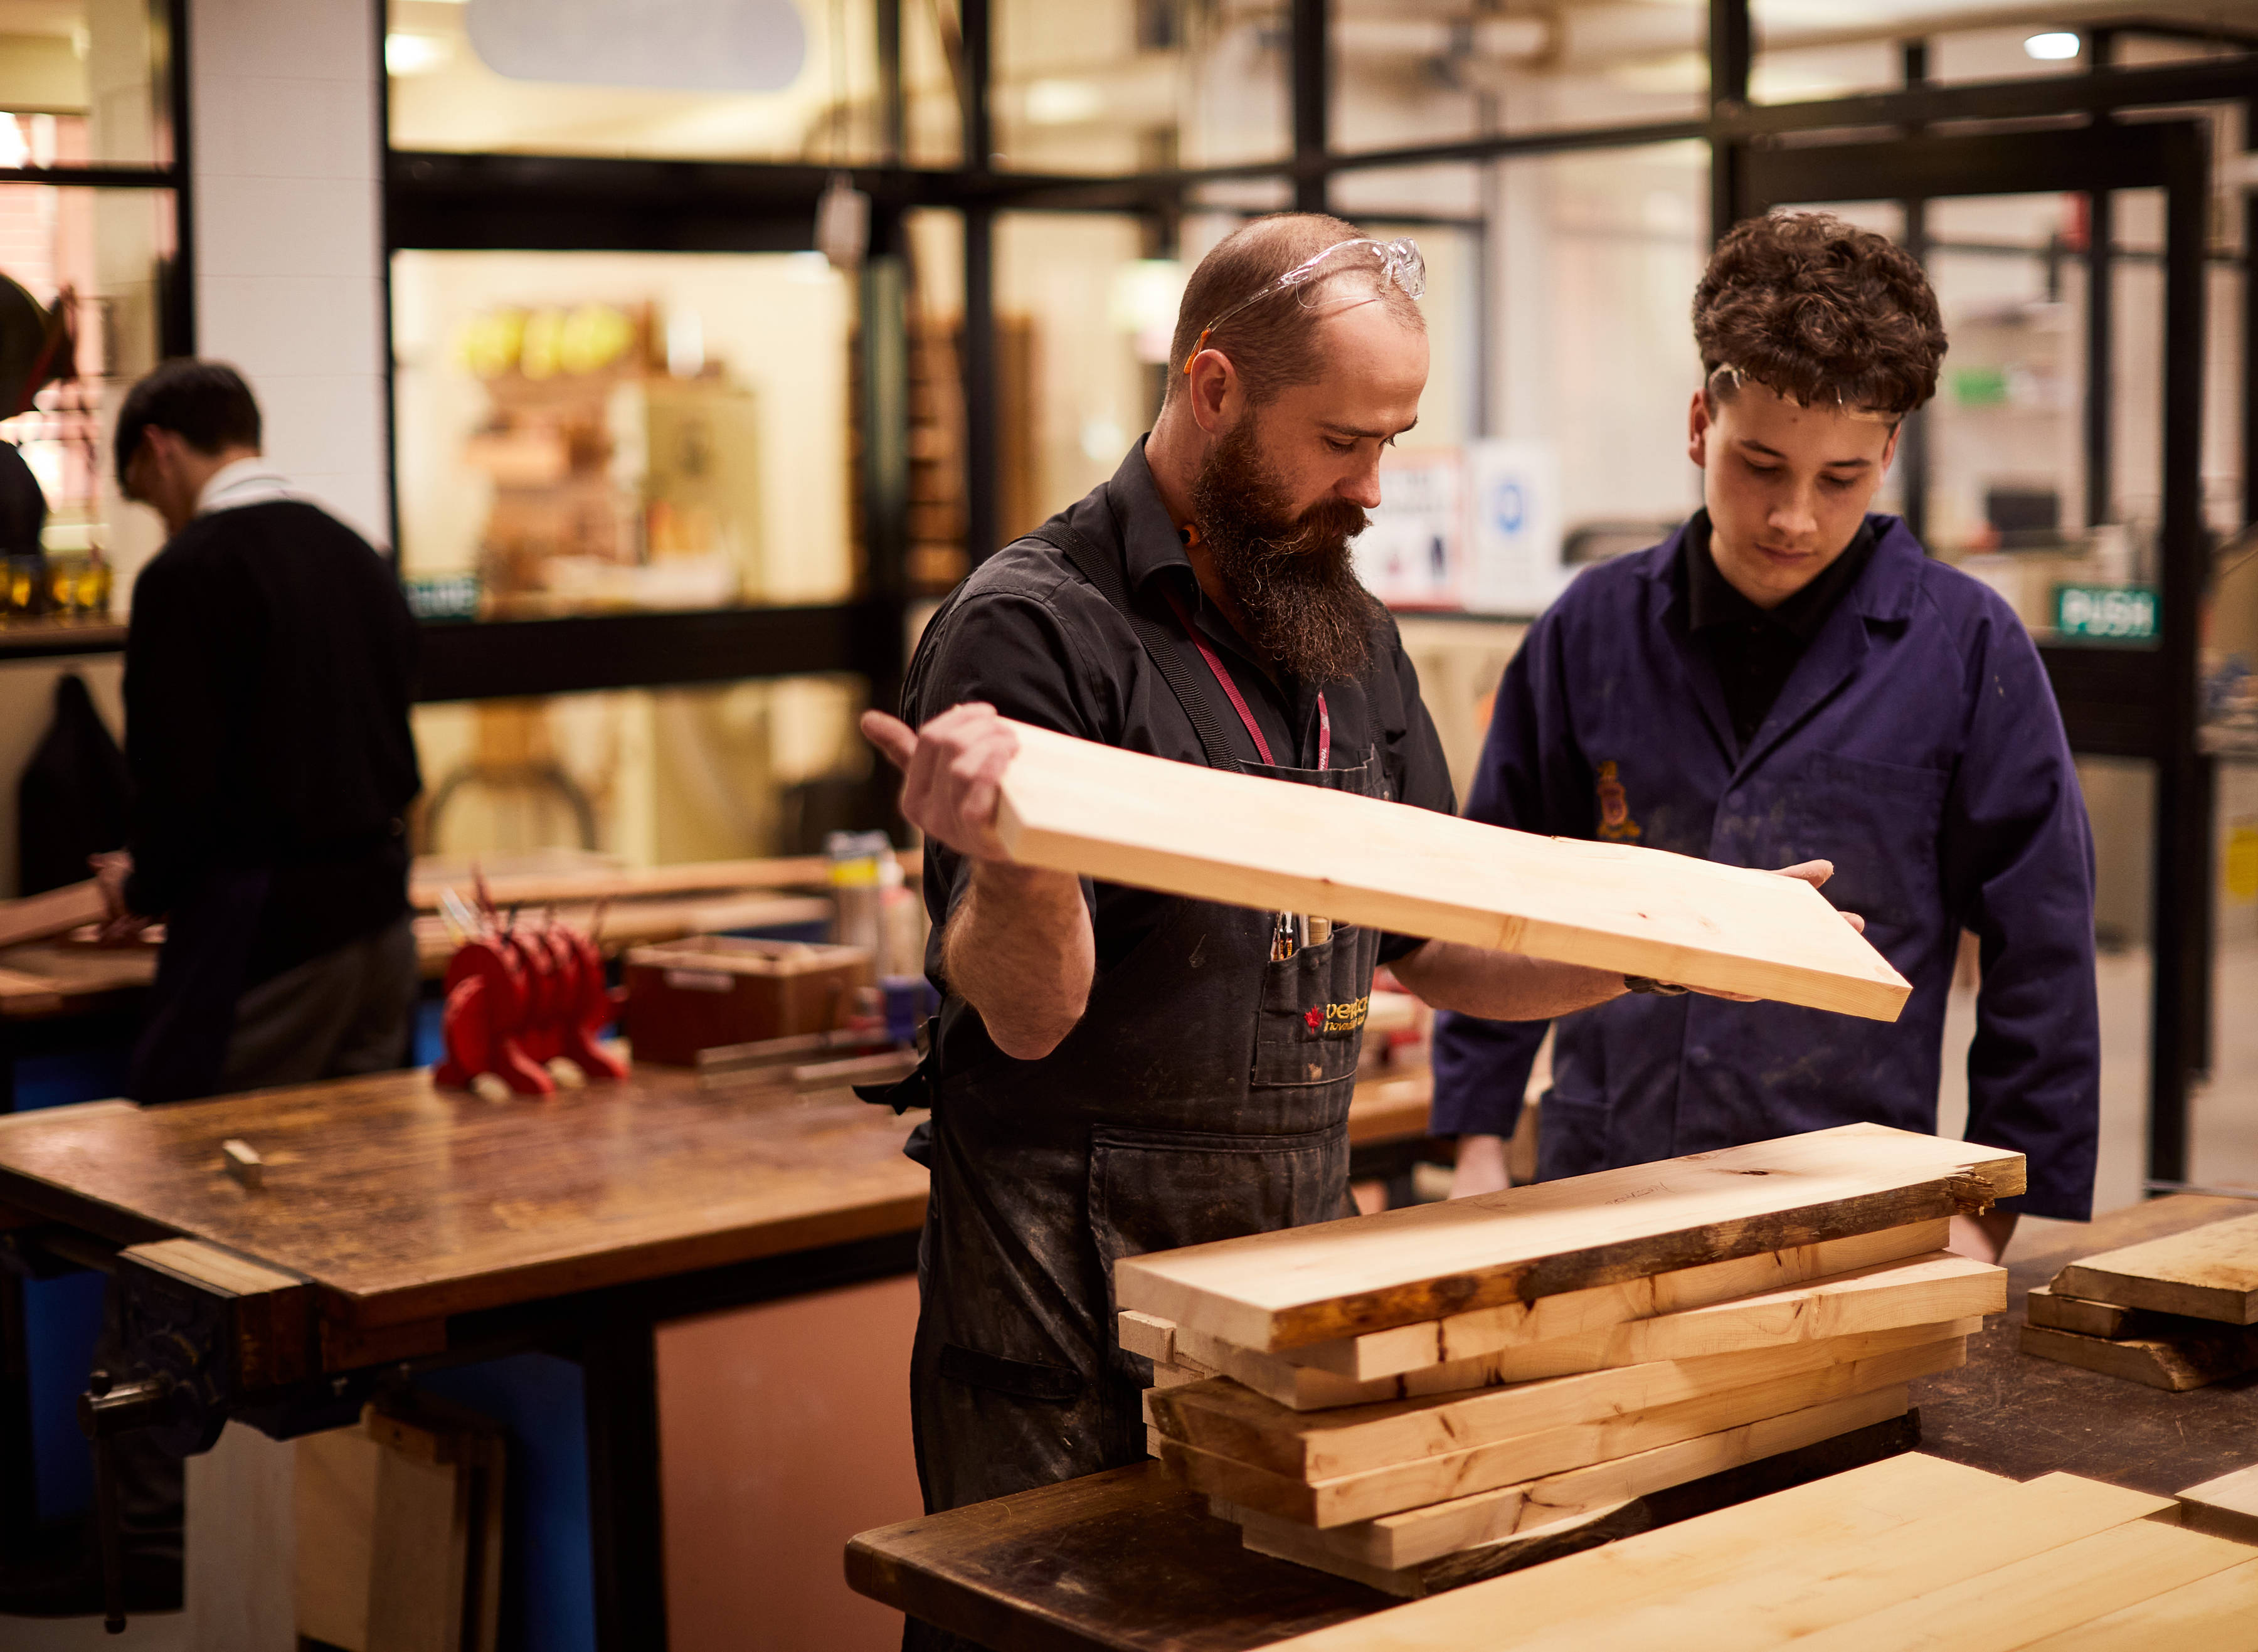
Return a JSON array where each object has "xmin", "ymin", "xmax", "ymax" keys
[{"xmin": 1183, "ymin": 236, "xmax": 1426, "ymax": 373}]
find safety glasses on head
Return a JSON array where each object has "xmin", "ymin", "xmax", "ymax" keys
[{"xmin": 1182, "ymin": 237, "xmax": 1426, "ymax": 374}]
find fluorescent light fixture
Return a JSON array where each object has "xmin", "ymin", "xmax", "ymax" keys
[
  {"xmin": 385, "ymin": 32, "xmax": 453, "ymax": 75},
  {"xmin": 2024, "ymin": 31, "xmax": 2080, "ymax": 61},
  {"xmin": 1026, "ymin": 78, "xmax": 1105, "ymax": 125}
]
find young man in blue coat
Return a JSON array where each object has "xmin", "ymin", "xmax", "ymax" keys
[{"xmin": 1433, "ymin": 212, "xmax": 2099, "ymax": 1260}]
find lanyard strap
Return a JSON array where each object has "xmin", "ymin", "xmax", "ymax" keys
[{"xmin": 1161, "ymin": 586, "xmax": 1328, "ymax": 772}]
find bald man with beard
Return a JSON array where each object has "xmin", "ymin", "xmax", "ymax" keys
[{"xmin": 859, "ymin": 220, "xmax": 1847, "ymax": 1641}]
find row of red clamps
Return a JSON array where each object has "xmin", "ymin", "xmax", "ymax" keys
[{"xmin": 432, "ymin": 917, "xmax": 628, "ymax": 1097}]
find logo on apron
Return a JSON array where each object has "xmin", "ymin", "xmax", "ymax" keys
[
  {"xmin": 1303, "ymin": 996, "xmax": 1370, "ymax": 1035},
  {"xmin": 1596, "ymin": 760, "xmax": 1643, "ymax": 842}
]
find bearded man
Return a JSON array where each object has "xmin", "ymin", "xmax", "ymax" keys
[{"xmin": 860, "ymin": 216, "xmax": 1850, "ymax": 1599}]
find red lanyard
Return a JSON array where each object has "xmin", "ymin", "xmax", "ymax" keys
[{"xmin": 1162, "ymin": 587, "xmax": 1328, "ymax": 771}]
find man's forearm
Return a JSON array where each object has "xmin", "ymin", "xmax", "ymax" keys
[
  {"xmin": 1391, "ymin": 940, "xmax": 1626, "ymax": 1022},
  {"xmin": 940, "ymin": 860, "xmax": 1096, "ymax": 1061}
]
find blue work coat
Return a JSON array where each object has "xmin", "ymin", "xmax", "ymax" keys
[{"xmin": 1430, "ymin": 515, "xmax": 2100, "ymax": 1219}]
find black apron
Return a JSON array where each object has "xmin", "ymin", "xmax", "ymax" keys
[{"xmin": 894, "ymin": 520, "xmax": 1392, "ymax": 1526}]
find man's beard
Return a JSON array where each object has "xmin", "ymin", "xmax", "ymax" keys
[{"xmin": 1189, "ymin": 415, "xmax": 1377, "ymax": 685}]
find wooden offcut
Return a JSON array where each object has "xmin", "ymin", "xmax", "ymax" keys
[
  {"xmin": 2018, "ymin": 1321, "xmax": 2258, "ymax": 1391},
  {"xmin": 1160, "ymin": 1333, "xmax": 1966, "ymax": 1527},
  {"xmin": 2025, "ymin": 1284, "xmax": 2137, "ymax": 1338},
  {"xmin": 2052, "ymin": 1212, "xmax": 2258, "ymax": 1324},
  {"xmin": 1116, "ymin": 1126, "xmax": 2022, "ymax": 1352},
  {"xmin": 992, "ymin": 719, "xmax": 1911, "ymax": 1019},
  {"xmin": 1143, "ymin": 1251, "xmax": 2000, "ymax": 1410}
]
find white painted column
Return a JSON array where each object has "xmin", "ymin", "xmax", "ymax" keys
[{"xmin": 188, "ymin": 0, "xmax": 389, "ymax": 548}]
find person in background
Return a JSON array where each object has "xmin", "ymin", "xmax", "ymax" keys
[
  {"xmin": 95, "ymin": 359, "xmax": 423, "ymax": 1103},
  {"xmin": 1432, "ymin": 212, "xmax": 2099, "ymax": 1260}
]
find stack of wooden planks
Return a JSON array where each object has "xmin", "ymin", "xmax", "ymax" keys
[
  {"xmin": 1121, "ymin": 1124, "xmax": 2020, "ymax": 1596},
  {"xmin": 2022, "ymin": 1212, "xmax": 2258, "ymax": 1390},
  {"xmin": 1258, "ymin": 1450, "xmax": 2258, "ymax": 1649}
]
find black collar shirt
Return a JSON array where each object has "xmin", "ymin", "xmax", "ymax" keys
[{"xmin": 1682, "ymin": 509, "xmax": 1879, "ymax": 755}]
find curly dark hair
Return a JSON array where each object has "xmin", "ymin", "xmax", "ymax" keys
[{"xmin": 1693, "ymin": 211, "xmax": 1947, "ymax": 418}]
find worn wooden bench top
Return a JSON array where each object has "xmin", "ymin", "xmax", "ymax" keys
[
  {"xmin": 848, "ymin": 1193, "xmax": 2258, "ymax": 1651},
  {"xmin": 0, "ymin": 1062, "xmax": 1436, "ymax": 1339}
]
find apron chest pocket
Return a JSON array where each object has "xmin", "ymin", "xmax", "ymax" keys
[{"xmin": 1251, "ymin": 923, "xmax": 1381, "ymax": 1088}]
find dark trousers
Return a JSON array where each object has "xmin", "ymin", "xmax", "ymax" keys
[{"xmin": 103, "ymin": 914, "xmax": 418, "ymax": 1565}]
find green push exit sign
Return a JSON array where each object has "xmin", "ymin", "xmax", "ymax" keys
[{"xmin": 2054, "ymin": 584, "xmax": 2158, "ymax": 642}]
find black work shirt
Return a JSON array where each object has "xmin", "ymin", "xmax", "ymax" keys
[
  {"xmin": 903, "ymin": 440, "xmax": 1457, "ymax": 1008},
  {"xmin": 1683, "ymin": 509, "xmax": 1879, "ymax": 753},
  {"xmin": 124, "ymin": 499, "xmax": 422, "ymax": 983}
]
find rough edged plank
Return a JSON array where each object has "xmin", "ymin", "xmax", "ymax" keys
[
  {"xmin": 1783, "ymin": 1518, "xmax": 2255, "ymax": 1652},
  {"xmin": 1117, "ymin": 1125, "xmax": 2022, "ymax": 1352},
  {"xmin": 1162, "ymin": 1335, "xmax": 1966, "ymax": 1527},
  {"xmin": 2018, "ymin": 1321, "xmax": 2258, "ymax": 1392},
  {"xmin": 2054, "ymin": 1212, "xmax": 2258, "ymax": 1324},
  {"xmin": 1257, "ymin": 1452, "xmax": 2008, "ymax": 1649},
  {"xmin": 2019, "ymin": 1557, "xmax": 2258, "ymax": 1652},
  {"xmin": 1177, "ymin": 1252, "xmax": 1998, "ymax": 1411},
  {"xmin": 1150, "ymin": 1320, "xmax": 1972, "ymax": 1481},
  {"xmin": 1264, "ymin": 1468, "xmax": 2176, "ymax": 1652},
  {"xmin": 1235, "ymin": 1384, "xmax": 1912, "ymax": 1575},
  {"xmin": 2177, "ymin": 1461, "xmax": 2258, "ymax": 1547},
  {"xmin": 993, "ymin": 717, "xmax": 1911, "ymax": 1019},
  {"xmin": 2027, "ymin": 1284, "xmax": 2136, "ymax": 1338},
  {"xmin": 1286, "ymin": 1220, "xmax": 1950, "ymax": 1381},
  {"xmin": 0, "ymin": 878, "xmax": 105, "ymax": 948}
]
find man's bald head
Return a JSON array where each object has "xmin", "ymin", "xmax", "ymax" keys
[{"xmin": 1164, "ymin": 213, "xmax": 1425, "ymax": 408}]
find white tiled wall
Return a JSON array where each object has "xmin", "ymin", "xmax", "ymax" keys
[{"xmin": 188, "ymin": 0, "xmax": 388, "ymax": 548}]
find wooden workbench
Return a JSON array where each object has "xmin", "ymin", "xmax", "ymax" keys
[
  {"xmin": 0, "ymin": 1059, "xmax": 1439, "ymax": 1649},
  {"xmin": 846, "ymin": 1192, "xmax": 2258, "ymax": 1651}
]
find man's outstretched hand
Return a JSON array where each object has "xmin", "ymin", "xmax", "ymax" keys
[{"xmin": 860, "ymin": 703, "xmax": 1021, "ymax": 862}]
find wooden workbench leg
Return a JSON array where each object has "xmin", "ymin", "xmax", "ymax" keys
[{"xmin": 583, "ymin": 1311, "xmax": 669, "ymax": 1652}]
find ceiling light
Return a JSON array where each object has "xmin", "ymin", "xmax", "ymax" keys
[
  {"xmin": 386, "ymin": 33, "xmax": 453, "ymax": 75},
  {"xmin": 2024, "ymin": 31, "xmax": 2080, "ymax": 61},
  {"xmin": 1026, "ymin": 78, "xmax": 1104, "ymax": 125}
]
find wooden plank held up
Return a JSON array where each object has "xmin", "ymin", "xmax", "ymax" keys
[{"xmin": 991, "ymin": 718, "xmax": 1911, "ymax": 1020}]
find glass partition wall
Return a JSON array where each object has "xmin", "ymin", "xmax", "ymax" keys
[{"xmin": 385, "ymin": 0, "xmax": 2258, "ymax": 1199}]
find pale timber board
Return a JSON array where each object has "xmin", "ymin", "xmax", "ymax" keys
[
  {"xmin": 2053, "ymin": 1212, "xmax": 2258, "ymax": 1323},
  {"xmin": 1158, "ymin": 1335, "xmax": 1966, "ymax": 1527},
  {"xmin": 1257, "ymin": 1452, "xmax": 2011, "ymax": 1649},
  {"xmin": 1783, "ymin": 1518, "xmax": 2255, "ymax": 1652},
  {"xmin": 1285, "ymin": 1220, "xmax": 1949, "ymax": 1381},
  {"xmin": 1234, "ymin": 1497, "xmax": 1630, "ymax": 1599},
  {"xmin": 1150, "ymin": 1318, "xmax": 1977, "ymax": 1480},
  {"xmin": 1116, "ymin": 1125, "xmax": 2021, "ymax": 1351},
  {"xmin": 1263, "ymin": 1468, "xmax": 2175, "ymax": 1652},
  {"xmin": 993, "ymin": 719, "xmax": 1911, "ymax": 1019},
  {"xmin": 1237, "ymin": 1384, "xmax": 1911, "ymax": 1572},
  {"xmin": 2018, "ymin": 1321, "xmax": 2258, "ymax": 1392},
  {"xmin": 2019, "ymin": 1557, "xmax": 2258, "ymax": 1652},
  {"xmin": 1117, "ymin": 1309, "xmax": 1174, "ymax": 1364},
  {"xmin": 1169, "ymin": 1251, "xmax": 1998, "ymax": 1411},
  {"xmin": 2027, "ymin": 1284, "xmax": 2136, "ymax": 1338},
  {"xmin": 2177, "ymin": 1461, "xmax": 2258, "ymax": 1549}
]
